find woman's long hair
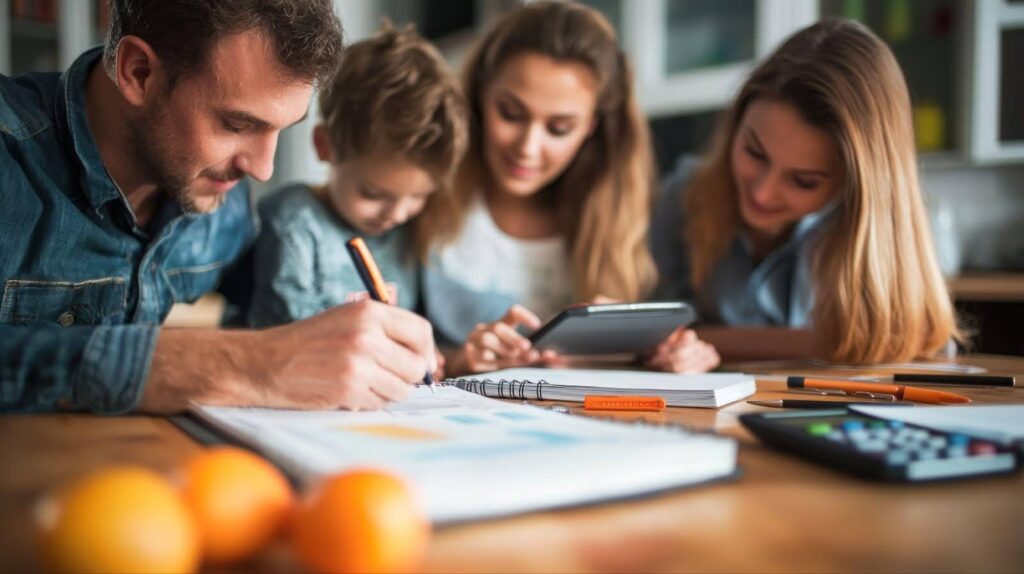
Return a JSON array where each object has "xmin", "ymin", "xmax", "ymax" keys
[
  {"xmin": 415, "ymin": 0, "xmax": 656, "ymax": 301},
  {"xmin": 684, "ymin": 19, "xmax": 959, "ymax": 363}
]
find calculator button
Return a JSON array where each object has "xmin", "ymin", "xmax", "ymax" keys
[
  {"xmin": 841, "ymin": 421, "xmax": 865, "ymax": 432},
  {"xmin": 888, "ymin": 420, "xmax": 904, "ymax": 429},
  {"xmin": 926, "ymin": 436, "xmax": 948, "ymax": 449},
  {"xmin": 969, "ymin": 442, "xmax": 998, "ymax": 456},
  {"xmin": 944, "ymin": 446, "xmax": 968, "ymax": 458},
  {"xmin": 826, "ymin": 430, "xmax": 847, "ymax": 443},
  {"xmin": 948, "ymin": 434, "xmax": 970, "ymax": 447},
  {"xmin": 868, "ymin": 429, "xmax": 893, "ymax": 441},
  {"xmin": 913, "ymin": 449, "xmax": 939, "ymax": 461},
  {"xmin": 891, "ymin": 433, "xmax": 913, "ymax": 447},
  {"xmin": 807, "ymin": 423, "xmax": 833, "ymax": 436},
  {"xmin": 886, "ymin": 450, "xmax": 912, "ymax": 466},
  {"xmin": 855, "ymin": 440, "xmax": 888, "ymax": 453},
  {"xmin": 847, "ymin": 429, "xmax": 869, "ymax": 442},
  {"xmin": 909, "ymin": 429, "xmax": 931, "ymax": 441}
]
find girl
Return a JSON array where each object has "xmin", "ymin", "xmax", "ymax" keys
[
  {"xmin": 418, "ymin": 1, "xmax": 719, "ymax": 374},
  {"xmin": 652, "ymin": 19, "xmax": 959, "ymax": 364}
]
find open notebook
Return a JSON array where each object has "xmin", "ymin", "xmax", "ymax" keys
[
  {"xmin": 445, "ymin": 368, "xmax": 756, "ymax": 408},
  {"xmin": 191, "ymin": 386, "xmax": 738, "ymax": 524}
]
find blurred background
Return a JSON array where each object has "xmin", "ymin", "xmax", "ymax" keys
[{"xmin": 2, "ymin": 0, "xmax": 1021, "ymax": 354}]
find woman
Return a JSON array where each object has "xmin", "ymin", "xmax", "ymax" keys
[
  {"xmin": 419, "ymin": 1, "xmax": 719, "ymax": 374},
  {"xmin": 652, "ymin": 19, "xmax": 959, "ymax": 364}
]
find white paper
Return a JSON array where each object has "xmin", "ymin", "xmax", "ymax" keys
[
  {"xmin": 850, "ymin": 405, "xmax": 1024, "ymax": 445},
  {"xmin": 193, "ymin": 386, "xmax": 737, "ymax": 523}
]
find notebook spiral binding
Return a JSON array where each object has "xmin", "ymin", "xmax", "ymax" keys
[
  {"xmin": 439, "ymin": 377, "xmax": 698, "ymax": 436},
  {"xmin": 441, "ymin": 378, "xmax": 550, "ymax": 400}
]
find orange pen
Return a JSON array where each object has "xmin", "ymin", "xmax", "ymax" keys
[
  {"xmin": 345, "ymin": 237, "xmax": 435, "ymax": 390},
  {"xmin": 345, "ymin": 237, "xmax": 391, "ymax": 304},
  {"xmin": 584, "ymin": 395, "xmax": 666, "ymax": 411},
  {"xmin": 787, "ymin": 376, "xmax": 970, "ymax": 405}
]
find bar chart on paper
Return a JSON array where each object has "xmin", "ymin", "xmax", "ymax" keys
[{"xmin": 193, "ymin": 386, "xmax": 738, "ymax": 523}]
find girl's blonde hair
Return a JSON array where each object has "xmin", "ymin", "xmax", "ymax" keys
[
  {"xmin": 684, "ymin": 19, "xmax": 959, "ymax": 363},
  {"xmin": 415, "ymin": 1, "xmax": 656, "ymax": 301}
]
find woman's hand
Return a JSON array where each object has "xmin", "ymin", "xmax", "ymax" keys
[
  {"xmin": 462, "ymin": 305, "xmax": 559, "ymax": 373},
  {"xmin": 645, "ymin": 327, "xmax": 721, "ymax": 373}
]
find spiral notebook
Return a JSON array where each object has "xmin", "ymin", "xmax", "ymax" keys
[
  {"xmin": 445, "ymin": 368, "xmax": 756, "ymax": 408},
  {"xmin": 190, "ymin": 386, "xmax": 738, "ymax": 524}
]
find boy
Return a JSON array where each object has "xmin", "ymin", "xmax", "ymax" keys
[{"xmin": 249, "ymin": 25, "xmax": 468, "ymax": 327}]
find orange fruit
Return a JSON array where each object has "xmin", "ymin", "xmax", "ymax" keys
[
  {"xmin": 179, "ymin": 446, "xmax": 294, "ymax": 565},
  {"xmin": 34, "ymin": 465, "xmax": 199, "ymax": 574},
  {"xmin": 291, "ymin": 469, "xmax": 430, "ymax": 574}
]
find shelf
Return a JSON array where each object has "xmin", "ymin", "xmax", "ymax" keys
[{"xmin": 948, "ymin": 273, "xmax": 1024, "ymax": 302}]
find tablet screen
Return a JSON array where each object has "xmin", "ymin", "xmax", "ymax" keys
[{"xmin": 528, "ymin": 301, "xmax": 696, "ymax": 355}]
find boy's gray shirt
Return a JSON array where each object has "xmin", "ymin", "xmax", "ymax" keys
[{"xmin": 248, "ymin": 184, "xmax": 419, "ymax": 327}]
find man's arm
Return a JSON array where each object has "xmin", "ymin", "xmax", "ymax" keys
[
  {"xmin": 141, "ymin": 300, "xmax": 437, "ymax": 414},
  {"xmin": 0, "ymin": 324, "xmax": 158, "ymax": 413},
  {"xmin": 2, "ymin": 300, "xmax": 436, "ymax": 414}
]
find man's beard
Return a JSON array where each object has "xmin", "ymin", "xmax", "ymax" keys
[{"xmin": 127, "ymin": 109, "xmax": 238, "ymax": 214}]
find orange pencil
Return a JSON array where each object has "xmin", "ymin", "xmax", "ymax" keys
[
  {"xmin": 787, "ymin": 376, "xmax": 970, "ymax": 405},
  {"xmin": 584, "ymin": 395, "xmax": 666, "ymax": 411}
]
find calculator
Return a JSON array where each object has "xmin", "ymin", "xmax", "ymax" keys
[{"xmin": 739, "ymin": 409, "xmax": 1019, "ymax": 482}]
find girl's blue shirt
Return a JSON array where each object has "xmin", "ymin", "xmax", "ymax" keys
[{"xmin": 651, "ymin": 156, "xmax": 838, "ymax": 328}]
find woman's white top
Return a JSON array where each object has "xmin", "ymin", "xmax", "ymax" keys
[{"xmin": 423, "ymin": 198, "xmax": 573, "ymax": 344}]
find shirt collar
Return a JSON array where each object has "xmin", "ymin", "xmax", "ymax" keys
[
  {"xmin": 738, "ymin": 196, "xmax": 840, "ymax": 258},
  {"xmin": 791, "ymin": 195, "xmax": 841, "ymax": 243},
  {"xmin": 58, "ymin": 47, "xmax": 123, "ymax": 213}
]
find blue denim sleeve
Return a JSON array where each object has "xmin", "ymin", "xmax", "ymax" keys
[
  {"xmin": 248, "ymin": 221, "xmax": 324, "ymax": 328},
  {"xmin": 0, "ymin": 323, "xmax": 159, "ymax": 414}
]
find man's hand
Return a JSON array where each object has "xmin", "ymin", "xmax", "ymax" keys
[{"xmin": 140, "ymin": 300, "xmax": 435, "ymax": 413}]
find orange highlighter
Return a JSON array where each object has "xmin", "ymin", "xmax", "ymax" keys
[
  {"xmin": 584, "ymin": 395, "xmax": 666, "ymax": 411},
  {"xmin": 787, "ymin": 376, "xmax": 970, "ymax": 405}
]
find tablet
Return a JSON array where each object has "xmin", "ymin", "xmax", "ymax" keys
[{"xmin": 528, "ymin": 301, "xmax": 697, "ymax": 355}]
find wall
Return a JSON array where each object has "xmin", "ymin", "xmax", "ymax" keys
[
  {"xmin": 922, "ymin": 163, "xmax": 1024, "ymax": 271},
  {"xmin": 258, "ymin": 0, "xmax": 382, "ymax": 197}
]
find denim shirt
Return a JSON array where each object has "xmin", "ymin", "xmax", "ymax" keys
[
  {"xmin": 651, "ymin": 156, "xmax": 837, "ymax": 328},
  {"xmin": 248, "ymin": 184, "xmax": 419, "ymax": 328},
  {"xmin": 0, "ymin": 48, "xmax": 257, "ymax": 413}
]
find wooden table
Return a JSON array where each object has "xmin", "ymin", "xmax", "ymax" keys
[{"xmin": 3, "ymin": 355, "xmax": 1023, "ymax": 573}]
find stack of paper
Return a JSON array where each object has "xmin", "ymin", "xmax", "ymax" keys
[
  {"xmin": 446, "ymin": 368, "xmax": 756, "ymax": 408},
  {"xmin": 192, "ymin": 386, "xmax": 738, "ymax": 524}
]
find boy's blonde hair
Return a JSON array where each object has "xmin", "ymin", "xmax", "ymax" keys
[
  {"xmin": 318, "ymin": 23, "xmax": 468, "ymax": 205},
  {"xmin": 684, "ymin": 19, "xmax": 960, "ymax": 363}
]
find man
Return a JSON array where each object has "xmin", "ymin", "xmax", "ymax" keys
[{"xmin": 0, "ymin": 0, "xmax": 436, "ymax": 414}]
